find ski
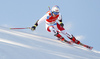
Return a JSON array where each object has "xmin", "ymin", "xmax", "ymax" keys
[
  {"xmin": 57, "ymin": 38, "xmax": 93, "ymax": 50},
  {"xmin": 66, "ymin": 40, "xmax": 73, "ymax": 45},
  {"xmin": 83, "ymin": 44, "xmax": 93, "ymax": 50},
  {"xmin": 57, "ymin": 38, "xmax": 73, "ymax": 45}
]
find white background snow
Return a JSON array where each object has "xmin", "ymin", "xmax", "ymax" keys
[{"xmin": 0, "ymin": 27, "xmax": 100, "ymax": 59}]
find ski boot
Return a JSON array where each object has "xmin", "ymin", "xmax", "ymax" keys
[{"xmin": 69, "ymin": 35, "xmax": 80, "ymax": 44}]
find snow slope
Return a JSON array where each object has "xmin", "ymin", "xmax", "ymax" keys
[{"xmin": 0, "ymin": 27, "xmax": 100, "ymax": 59}]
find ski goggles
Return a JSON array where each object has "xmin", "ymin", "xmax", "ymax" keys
[{"xmin": 53, "ymin": 12, "xmax": 59, "ymax": 15}]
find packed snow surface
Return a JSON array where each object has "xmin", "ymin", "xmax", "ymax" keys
[{"xmin": 0, "ymin": 27, "xmax": 100, "ymax": 59}]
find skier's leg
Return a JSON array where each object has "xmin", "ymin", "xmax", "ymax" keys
[
  {"xmin": 61, "ymin": 30, "xmax": 81, "ymax": 44},
  {"xmin": 54, "ymin": 32, "xmax": 72, "ymax": 44},
  {"xmin": 47, "ymin": 25, "xmax": 63, "ymax": 40},
  {"xmin": 46, "ymin": 25, "xmax": 71, "ymax": 44},
  {"xmin": 55, "ymin": 23, "xmax": 80, "ymax": 44}
]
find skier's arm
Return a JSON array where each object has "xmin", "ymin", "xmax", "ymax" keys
[
  {"xmin": 58, "ymin": 13, "xmax": 64, "ymax": 27},
  {"xmin": 31, "ymin": 20, "xmax": 39, "ymax": 31},
  {"xmin": 31, "ymin": 14, "xmax": 47, "ymax": 31}
]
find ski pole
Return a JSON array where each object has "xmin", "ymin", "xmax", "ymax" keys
[
  {"xmin": 10, "ymin": 27, "xmax": 31, "ymax": 29},
  {"xmin": 48, "ymin": 6, "xmax": 51, "ymax": 10}
]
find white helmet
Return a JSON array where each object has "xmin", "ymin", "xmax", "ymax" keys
[{"xmin": 52, "ymin": 5, "xmax": 60, "ymax": 15}]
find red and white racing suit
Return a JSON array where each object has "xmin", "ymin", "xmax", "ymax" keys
[
  {"xmin": 35, "ymin": 10, "xmax": 81, "ymax": 44},
  {"xmin": 37, "ymin": 10, "xmax": 73, "ymax": 39}
]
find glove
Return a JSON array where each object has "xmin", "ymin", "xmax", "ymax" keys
[
  {"xmin": 31, "ymin": 25, "xmax": 36, "ymax": 31},
  {"xmin": 60, "ymin": 22, "xmax": 64, "ymax": 27}
]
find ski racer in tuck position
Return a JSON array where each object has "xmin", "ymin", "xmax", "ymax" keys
[{"xmin": 31, "ymin": 5, "xmax": 93, "ymax": 49}]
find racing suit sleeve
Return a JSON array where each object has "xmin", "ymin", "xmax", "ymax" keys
[
  {"xmin": 58, "ymin": 13, "xmax": 64, "ymax": 27},
  {"xmin": 34, "ymin": 14, "xmax": 48, "ymax": 26},
  {"xmin": 58, "ymin": 13, "xmax": 62, "ymax": 22}
]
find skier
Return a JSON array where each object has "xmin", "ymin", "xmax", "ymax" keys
[{"xmin": 31, "ymin": 5, "xmax": 92, "ymax": 49}]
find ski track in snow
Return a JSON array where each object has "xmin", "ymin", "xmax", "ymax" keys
[{"xmin": 0, "ymin": 27, "xmax": 100, "ymax": 59}]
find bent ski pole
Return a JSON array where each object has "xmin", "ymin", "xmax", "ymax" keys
[{"xmin": 10, "ymin": 27, "xmax": 31, "ymax": 29}]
